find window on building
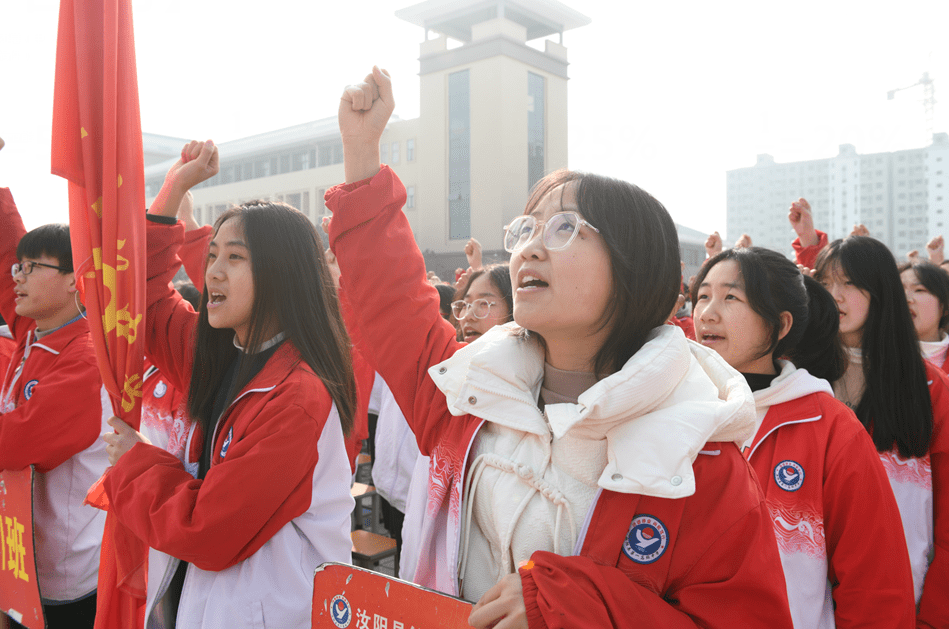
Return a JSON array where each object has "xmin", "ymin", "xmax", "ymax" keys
[
  {"xmin": 528, "ymin": 71, "xmax": 546, "ymax": 192},
  {"xmin": 286, "ymin": 192, "xmax": 302, "ymax": 211},
  {"xmin": 448, "ymin": 69, "xmax": 471, "ymax": 240},
  {"xmin": 333, "ymin": 143, "xmax": 343, "ymax": 164},
  {"xmin": 292, "ymin": 151, "xmax": 309, "ymax": 172},
  {"xmin": 381, "ymin": 142, "xmax": 388, "ymax": 164},
  {"xmin": 406, "ymin": 185, "xmax": 415, "ymax": 209},
  {"xmin": 280, "ymin": 154, "xmax": 291, "ymax": 174},
  {"xmin": 319, "ymin": 144, "xmax": 333, "ymax": 167},
  {"xmin": 317, "ymin": 188, "xmax": 327, "ymax": 215},
  {"xmin": 407, "ymin": 138, "xmax": 415, "ymax": 162},
  {"xmin": 391, "ymin": 142, "xmax": 400, "ymax": 165},
  {"xmin": 255, "ymin": 159, "xmax": 271, "ymax": 178}
]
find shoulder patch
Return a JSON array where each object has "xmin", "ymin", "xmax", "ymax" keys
[
  {"xmin": 153, "ymin": 381, "xmax": 167, "ymax": 398},
  {"xmin": 622, "ymin": 514, "xmax": 669, "ymax": 564},
  {"xmin": 23, "ymin": 379, "xmax": 39, "ymax": 400},
  {"xmin": 220, "ymin": 427, "xmax": 233, "ymax": 458},
  {"xmin": 774, "ymin": 460, "xmax": 805, "ymax": 492}
]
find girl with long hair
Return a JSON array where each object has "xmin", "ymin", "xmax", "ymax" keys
[
  {"xmin": 693, "ymin": 246, "xmax": 915, "ymax": 627},
  {"xmin": 900, "ymin": 260, "xmax": 949, "ymax": 373},
  {"xmin": 329, "ymin": 67, "xmax": 792, "ymax": 628},
  {"xmin": 101, "ymin": 140, "xmax": 357, "ymax": 628},
  {"xmin": 814, "ymin": 237, "xmax": 949, "ymax": 626}
]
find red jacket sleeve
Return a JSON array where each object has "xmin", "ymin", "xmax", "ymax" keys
[
  {"xmin": 0, "ymin": 337, "xmax": 103, "ymax": 472},
  {"xmin": 918, "ymin": 367, "xmax": 949, "ymax": 628},
  {"xmin": 179, "ymin": 225, "xmax": 212, "ymax": 294},
  {"xmin": 104, "ymin": 390, "xmax": 327, "ymax": 572},
  {"xmin": 143, "ymin": 218, "xmax": 198, "ymax": 394},
  {"xmin": 791, "ymin": 230, "xmax": 828, "ymax": 269},
  {"xmin": 822, "ymin": 413, "xmax": 917, "ymax": 627},
  {"xmin": 522, "ymin": 500, "xmax": 792, "ymax": 628},
  {"xmin": 0, "ymin": 188, "xmax": 30, "ymax": 340},
  {"xmin": 326, "ymin": 167, "xmax": 473, "ymax": 457}
]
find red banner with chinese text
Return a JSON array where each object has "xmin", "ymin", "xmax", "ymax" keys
[
  {"xmin": 312, "ymin": 563, "xmax": 472, "ymax": 628},
  {"xmin": 50, "ymin": 1, "xmax": 147, "ymax": 627},
  {"xmin": 0, "ymin": 468, "xmax": 44, "ymax": 629}
]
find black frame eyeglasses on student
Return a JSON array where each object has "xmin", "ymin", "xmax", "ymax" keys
[{"xmin": 11, "ymin": 261, "xmax": 69, "ymax": 278}]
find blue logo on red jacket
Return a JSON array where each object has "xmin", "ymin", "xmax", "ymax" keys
[
  {"xmin": 220, "ymin": 427, "xmax": 233, "ymax": 458},
  {"xmin": 774, "ymin": 460, "xmax": 804, "ymax": 492},
  {"xmin": 330, "ymin": 594, "xmax": 351, "ymax": 627},
  {"xmin": 623, "ymin": 514, "xmax": 668, "ymax": 564},
  {"xmin": 23, "ymin": 379, "xmax": 38, "ymax": 400}
]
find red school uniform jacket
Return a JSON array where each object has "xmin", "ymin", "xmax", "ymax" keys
[
  {"xmin": 744, "ymin": 363, "xmax": 915, "ymax": 628},
  {"xmin": 0, "ymin": 187, "xmax": 110, "ymax": 602},
  {"xmin": 883, "ymin": 362, "xmax": 949, "ymax": 628},
  {"xmin": 327, "ymin": 166, "xmax": 794, "ymax": 628}
]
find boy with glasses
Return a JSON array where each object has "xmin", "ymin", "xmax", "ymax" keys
[{"xmin": 0, "ymin": 171, "xmax": 109, "ymax": 628}]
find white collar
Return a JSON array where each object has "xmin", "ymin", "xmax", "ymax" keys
[
  {"xmin": 428, "ymin": 322, "xmax": 756, "ymax": 498},
  {"xmin": 232, "ymin": 331, "xmax": 287, "ymax": 354}
]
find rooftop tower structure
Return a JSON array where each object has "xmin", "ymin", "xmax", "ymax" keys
[{"xmin": 396, "ymin": 0, "xmax": 590, "ymax": 248}]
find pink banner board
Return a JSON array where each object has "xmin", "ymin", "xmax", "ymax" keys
[{"xmin": 313, "ymin": 562, "xmax": 472, "ymax": 628}]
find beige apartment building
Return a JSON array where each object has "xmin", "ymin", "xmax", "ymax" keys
[
  {"xmin": 144, "ymin": 0, "xmax": 588, "ymax": 261},
  {"xmin": 144, "ymin": 0, "xmax": 706, "ymax": 280}
]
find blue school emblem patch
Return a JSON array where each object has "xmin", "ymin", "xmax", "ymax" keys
[
  {"xmin": 23, "ymin": 379, "xmax": 38, "ymax": 400},
  {"xmin": 330, "ymin": 594, "xmax": 352, "ymax": 628},
  {"xmin": 774, "ymin": 460, "xmax": 805, "ymax": 492},
  {"xmin": 220, "ymin": 427, "xmax": 233, "ymax": 458},
  {"xmin": 623, "ymin": 514, "xmax": 668, "ymax": 564},
  {"xmin": 154, "ymin": 381, "xmax": 167, "ymax": 398}
]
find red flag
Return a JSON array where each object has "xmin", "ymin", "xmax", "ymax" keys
[{"xmin": 51, "ymin": 0, "xmax": 147, "ymax": 626}]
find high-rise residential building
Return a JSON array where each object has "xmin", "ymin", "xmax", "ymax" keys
[{"xmin": 726, "ymin": 133, "xmax": 949, "ymax": 258}]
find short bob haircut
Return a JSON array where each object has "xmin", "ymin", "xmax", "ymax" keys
[
  {"xmin": 815, "ymin": 236, "xmax": 933, "ymax": 458},
  {"xmin": 17, "ymin": 223, "xmax": 73, "ymax": 272},
  {"xmin": 898, "ymin": 260, "xmax": 949, "ymax": 330},
  {"xmin": 521, "ymin": 169, "xmax": 680, "ymax": 377},
  {"xmin": 187, "ymin": 200, "xmax": 357, "ymax": 436},
  {"xmin": 454, "ymin": 264, "xmax": 514, "ymax": 320},
  {"xmin": 692, "ymin": 247, "xmax": 846, "ymax": 383}
]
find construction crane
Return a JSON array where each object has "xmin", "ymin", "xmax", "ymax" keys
[{"xmin": 888, "ymin": 72, "xmax": 936, "ymax": 138}]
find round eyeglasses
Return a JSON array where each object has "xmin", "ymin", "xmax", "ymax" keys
[
  {"xmin": 503, "ymin": 211, "xmax": 600, "ymax": 253},
  {"xmin": 451, "ymin": 299, "xmax": 497, "ymax": 320},
  {"xmin": 11, "ymin": 261, "xmax": 69, "ymax": 278}
]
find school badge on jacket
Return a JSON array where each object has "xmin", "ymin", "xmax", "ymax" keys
[
  {"xmin": 774, "ymin": 460, "xmax": 805, "ymax": 492},
  {"xmin": 623, "ymin": 514, "xmax": 669, "ymax": 564}
]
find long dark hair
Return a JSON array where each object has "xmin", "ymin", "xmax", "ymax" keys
[
  {"xmin": 521, "ymin": 169, "xmax": 680, "ymax": 378},
  {"xmin": 898, "ymin": 260, "xmax": 949, "ymax": 331},
  {"xmin": 815, "ymin": 237, "xmax": 933, "ymax": 457},
  {"xmin": 692, "ymin": 247, "xmax": 847, "ymax": 382},
  {"xmin": 187, "ymin": 200, "xmax": 357, "ymax": 436}
]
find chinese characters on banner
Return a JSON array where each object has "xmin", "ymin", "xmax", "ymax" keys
[
  {"xmin": 0, "ymin": 468, "xmax": 44, "ymax": 629},
  {"xmin": 312, "ymin": 563, "xmax": 472, "ymax": 629}
]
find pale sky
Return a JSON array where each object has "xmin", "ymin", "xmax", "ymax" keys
[{"xmin": 2, "ymin": 0, "xmax": 948, "ymax": 237}]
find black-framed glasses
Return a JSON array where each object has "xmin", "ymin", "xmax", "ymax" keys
[
  {"xmin": 451, "ymin": 299, "xmax": 497, "ymax": 320},
  {"xmin": 11, "ymin": 261, "xmax": 69, "ymax": 278},
  {"xmin": 503, "ymin": 211, "xmax": 600, "ymax": 253}
]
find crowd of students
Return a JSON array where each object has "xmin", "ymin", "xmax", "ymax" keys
[{"xmin": 0, "ymin": 67, "xmax": 945, "ymax": 628}]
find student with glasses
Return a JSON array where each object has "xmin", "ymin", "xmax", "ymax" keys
[
  {"xmin": 0, "ymin": 183, "xmax": 110, "ymax": 629},
  {"xmin": 328, "ymin": 68, "xmax": 793, "ymax": 628},
  {"xmin": 452, "ymin": 264, "xmax": 513, "ymax": 344}
]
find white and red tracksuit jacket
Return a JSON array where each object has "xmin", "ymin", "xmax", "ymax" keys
[
  {"xmin": 744, "ymin": 361, "xmax": 916, "ymax": 627},
  {"xmin": 328, "ymin": 166, "xmax": 794, "ymax": 628},
  {"xmin": 102, "ymin": 219, "xmax": 353, "ymax": 629},
  {"xmin": 886, "ymin": 362, "xmax": 949, "ymax": 627},
  {"xmin": 0, "ymin": 187, "xmax": 111, "ymax": 602}
]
